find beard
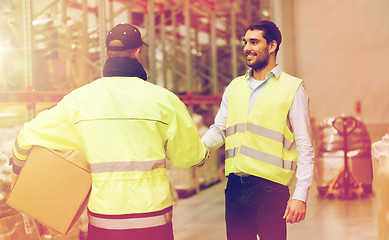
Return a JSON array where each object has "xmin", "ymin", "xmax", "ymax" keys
[{"xmin": 246, "ymin": 50, "xmax": 270, "ymax": 71}]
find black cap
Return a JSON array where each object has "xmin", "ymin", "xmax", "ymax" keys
[{"xmin": 106, "ymin": 23, "xmax": 147, "ymax": 51}]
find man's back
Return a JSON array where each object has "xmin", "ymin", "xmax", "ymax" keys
[
  {"xmin": 67, "ymin": 77, "xmax": 176, "ymax": 164},
  {"xmin": 58, "ymin": 76, "xmax": 199, "ymax": 214}
]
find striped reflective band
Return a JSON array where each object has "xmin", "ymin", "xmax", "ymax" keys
[
  {"xmin": 13, "ymin": 140, "xmax": 32, "ymax": 160},
  {"xmin": 90, "ymin": 159, "xmax": 166, "ymax": 173},
  {"xmin": 226, "ymin": 123, "xmax": 296, "ymax": 150},
  {"xmin": 246, "ymin": 123, "xmax": 296, "ymax": 150},
  {"xmin": 11, "ymin": 155, "xmax": 27, "ymax": 168},
  {"xmin": 227, "ymin": 145, "xmax": 297, "ymax": 171},
  {"xmin": 226, "ymin": 147, "xmax": 239, "ymax": 159},
  {"xmin": 88, "ymin": 206, "xmax": 173, "ymax": 230},
  {"xmin": 226, "ymin": 123, "xmax": 246, "ymax": 136}
]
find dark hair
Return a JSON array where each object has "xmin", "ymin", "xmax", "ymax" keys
[{"xmin": 247, "ymin": 20, "xmax": 282, "ymax": 56}]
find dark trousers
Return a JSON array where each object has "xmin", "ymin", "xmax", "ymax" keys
[
  {"xmin": 87, "ymin": 222, "xmax": 174, "ymax": 240},
  {"xmin": 225, "ymin": 174, "xmax": 290, "ymax": 240}
]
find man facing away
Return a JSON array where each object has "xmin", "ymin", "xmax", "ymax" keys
[
  {"xmin": 202, "ymin": 20, "xmax": 315, "ymax": 240},
  {"xmin": 10, "ymin": 23, "xmax": 208, "ymax": 240}
]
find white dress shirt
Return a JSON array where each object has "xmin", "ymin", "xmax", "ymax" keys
[{"xmin": 202, "ymin": 65, "xmax": 315, "ymax": 202}]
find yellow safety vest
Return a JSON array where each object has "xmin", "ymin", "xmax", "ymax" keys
[
  {"xmin": 225, "ymin": 72, "xmax": 302, "ymax": 186},
  {"xmin": 13, "ymin": 76, "xmax": 207, "ymax": 229}
]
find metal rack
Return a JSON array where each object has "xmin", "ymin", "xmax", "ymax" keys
[{"xmin": 0, "ymin": 0, "xmax": 270, "ymax": 120}]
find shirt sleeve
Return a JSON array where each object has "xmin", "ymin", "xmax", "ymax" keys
[
  {"xmin": 165, "ymin": 98, "xmax": 209, "ymax": 168},
  {"xmin": 201, "ymin": 85, "xmax": 229, "ymax": 152},
  {"xmin": 289, "ymin": 84, "xmax": 315, "ymax": 202},
  {"xmin": 12, "ymin": 96, "xmax": 82, "ymax": 173}
]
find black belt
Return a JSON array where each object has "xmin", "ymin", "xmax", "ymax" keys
[{"xmin": 228, "ymin": 173, "xmax": 259, "ymax": 184}]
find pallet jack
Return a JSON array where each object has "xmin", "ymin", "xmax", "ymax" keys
[{"xmin": 326, "ymin": 116, "xmax": 364, "ymax": 199}]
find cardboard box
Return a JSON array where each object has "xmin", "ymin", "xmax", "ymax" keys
[{"xmin": 7, "ymin": 146, "xmax": 92, "ymax": 234}]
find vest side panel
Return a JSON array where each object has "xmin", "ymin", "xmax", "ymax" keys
[{"xmin": 225, "ymin": 76, "xmax": 249, "ymax": 174}]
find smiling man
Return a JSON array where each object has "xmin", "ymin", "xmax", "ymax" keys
[{"xmin": 201, "ymin": 20, "xmax": 315, "ymax": 240}]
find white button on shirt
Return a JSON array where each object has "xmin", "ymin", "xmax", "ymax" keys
[{"xmin": 202, "ymin": 65, "xmax": 315, "ymax": 202}]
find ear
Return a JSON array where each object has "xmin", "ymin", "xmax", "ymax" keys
[
  {"xmin": 268, "ymin": 40, "xmax": 277, "ymax": 54},
  {"xmin": 134, "ymin": 48, "xmax": 142, "ymax": 61}
]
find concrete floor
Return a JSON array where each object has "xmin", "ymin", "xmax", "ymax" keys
[{"xmin": 172, "ymin": 179, "xmax": 378, "ymax": 240}]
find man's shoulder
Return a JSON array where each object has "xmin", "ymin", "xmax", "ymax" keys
[
  {"xmin": 142, "ymin": 80, "xmax": 177, "ymax": 97},
  {"xmin": 138, "ymin": 80, "xmax": 183, "ymax": 105},
  {"xmin": 229, "ymin": 74, "xmax": 247, "ymax": 86},
  {"xmin": 279, "ymin": 72, "xmax": 302, "ymax": 82}
]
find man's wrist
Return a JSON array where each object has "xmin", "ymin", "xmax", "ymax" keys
[{"xmin": 291, "ymin": 186, "xmax": 309, "ymax": 202}]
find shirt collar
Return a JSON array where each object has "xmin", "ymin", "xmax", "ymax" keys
[{"xmin": 244, "ymin": 65, "xmax": 282, "ymax": 80}]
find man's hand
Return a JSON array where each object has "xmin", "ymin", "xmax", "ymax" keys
[
  {"xmin": 283, "ymin": 199, "xmax": 306, "ymax": 223},
  {"xmin": 197, "ymin": 146, "xmax": 210, "ymax": 167}
]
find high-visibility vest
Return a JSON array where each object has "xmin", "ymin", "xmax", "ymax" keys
[
  {"xmin": 225, "ymin": 72, "xmax": 302, "ymax": 186},
  {"xmin": 13, "ymin": 76, "xmax": 207, "ymax": 230}
]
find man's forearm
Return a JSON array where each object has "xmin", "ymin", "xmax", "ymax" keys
[{"xmin": 201, "ymin": 126, "xmax": 225, "ymax": 153}]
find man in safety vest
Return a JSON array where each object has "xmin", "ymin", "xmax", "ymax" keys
[
  {"xmin": 10, "ymin": 23, "xmax": 208, "ymax": 240},
  {"xmin": 201, "ymin": 20, "xmax": 315, "ymax": 240}
]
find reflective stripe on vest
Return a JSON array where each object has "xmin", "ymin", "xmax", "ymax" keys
[
  {"xmin": 226, "ymin": 145, "xmax": 297, "ymax": 171},
  {"xmin": 226, "ymin": 122, "xmax": 296, "ymax": 151},
  {"xmin": 88, "ymin": 206, "xmax": 173, "ymax": 230},
  {"xmin": 226, "ymin": 123, "xmax": 246, "ymax": 136},
  {"xmin": 90, "ymin": 159, "xmax": 166, "ymax": 173}
]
